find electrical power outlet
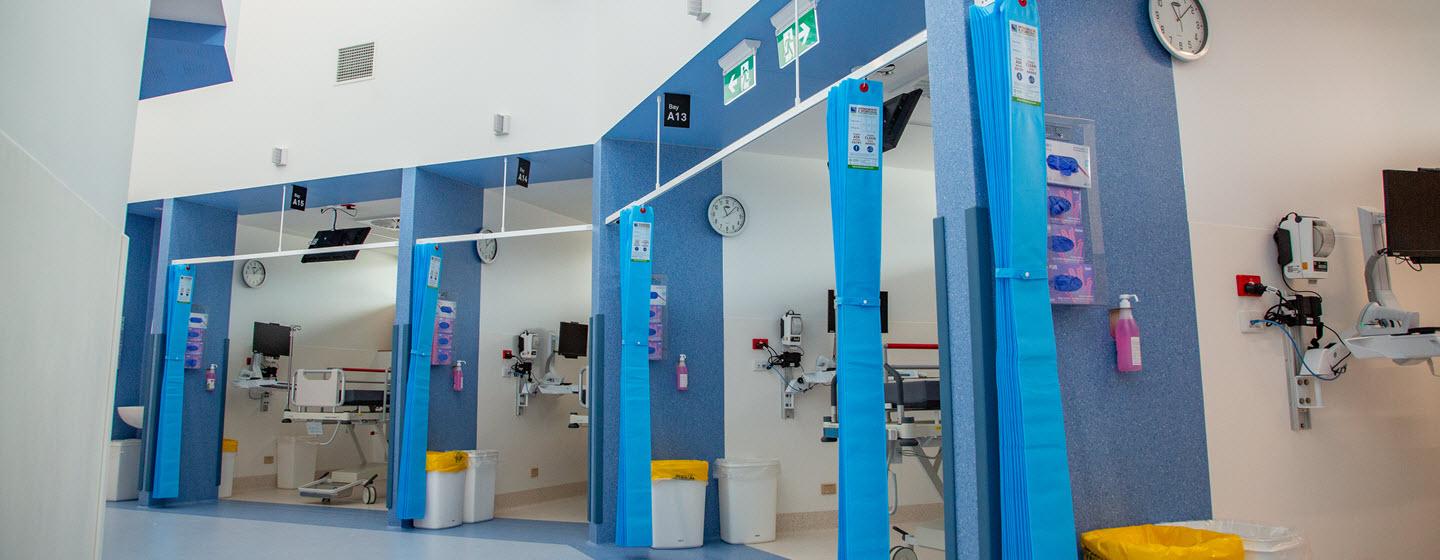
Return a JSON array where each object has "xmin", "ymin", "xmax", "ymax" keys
[
  {"xmin": 820, "ymin": 483, "xmax": 837, "ymax": 495},
  {"xmin": 754, "ymin": 361, "xmax": 771, "ymax": 372},
  {"xmin": 752, "ymin": 338, "xmax": 769, "ymax": 350},
  {"xmin": 263, "ymin": 456, "xmax": 274, "ymax": 465},
  {"xmin": 1239, "ymin": 310, "xmax": 1267, "ymax": 334},
  {"xmin": 529, "ymin": 467, "xmax": 540, "ymax": 479}
]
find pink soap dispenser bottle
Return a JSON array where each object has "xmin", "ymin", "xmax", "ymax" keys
[
  {"xmin": 676, "ymin": 354, "xmax": 689, "ymax": 391},
  {"xmin": 1113, "ymin": 294, "xmax": 1142, "ymax": 373}
]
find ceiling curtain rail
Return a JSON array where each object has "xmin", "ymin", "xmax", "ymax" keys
[
  {"xmin": 603, "ymin": 30, "xmax": 928, "ymax": 225},
  {"xmin": 415, "ymin": 224, "xmax": 594, "ymax": 246},
  {"xmin": 171, "ymin": 241, "xmax": 401, "ymax": 265}
]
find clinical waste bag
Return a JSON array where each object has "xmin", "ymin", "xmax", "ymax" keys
[
  {"xmin": 651, "ymin": 460, "xmax": 708, "ymax": 481},
  {"xmin": 1081, "ymin": 524, "xmax": 1244, "ymax": 560},
  {"xmin": 426, "ymin": 450, "xmax": 469, "ymax": 473}
]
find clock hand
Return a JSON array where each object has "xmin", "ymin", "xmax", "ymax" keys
[{"xmin": 1178, "ymin": 3, "xmax": 1194, "ymax": 20}]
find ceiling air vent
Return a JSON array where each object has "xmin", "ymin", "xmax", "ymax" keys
[{"xmin": 336, "ymin": 42, "xmax": 375, "ymax": 83}]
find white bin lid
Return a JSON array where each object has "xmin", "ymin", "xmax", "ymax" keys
[
  {"xmin": 714, "ymin": 458, "xmax": 780, "ymax": 479},
  {"xmin": 463, "ymin": 449, "xmax": 500, "ymax": 462},
  {"xmin": 110, "ymin": 438, "xmax": 142, "ymax": 449}
]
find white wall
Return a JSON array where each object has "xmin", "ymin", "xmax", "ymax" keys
[
  {"xmin": 0, "ymin": 2, "xmax": 149, "ymax": 559},
  {"xmin": 130, "ymin": 0, "xmax": 762, "ymax": 202},
  {"xmin": 1174, "ymin": 2, "xmax": 1440, "ymax": 557},
  {"xmin": 476, "ymin": 189, "xmax": 593, "ymax": 495},
  {"xmin": 721, "ymin": 148, "xmax": 941, "ymax": 514},
  {"xmin": 223, "ymin": 224, "xmax": 397, "ymax": 479}
]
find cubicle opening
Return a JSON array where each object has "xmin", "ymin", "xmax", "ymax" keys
[
  {"xmin": 220, "ymin": 198, "xmax": 400, "ymax": 511},
  {"xmin": 711, "ymin": 45, "xmax": 946, "ymax": 560}
]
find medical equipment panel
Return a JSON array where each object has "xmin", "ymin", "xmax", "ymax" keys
[{"xmin": 1045, "ymin": 114, "xmax": 1107, "ymax": 305}]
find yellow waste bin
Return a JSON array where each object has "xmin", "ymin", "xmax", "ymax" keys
[{"xmin": 1081, "ymin": 524, "xmax": 1245, "ymax": 560}]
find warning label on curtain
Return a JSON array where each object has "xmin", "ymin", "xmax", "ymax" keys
[
  {"xmin": 630, "ymin": 222, "xmax": 652, "ymax": 262},
  {"xmin": 1009, "ymin": 21, "xmax": 1040, "ymax": 106},
  {"xmin": 846, "ymin": 104, "xmax": 880, "ymax": 170}
]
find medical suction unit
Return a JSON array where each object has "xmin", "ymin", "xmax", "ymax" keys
[
  {"xmin": 676, "ymin": 354, "xmax": 689, "ymax": 391},
  {"xmin": 1113, "ymin": 294, "xmax": 1142, "ymax": 372}
]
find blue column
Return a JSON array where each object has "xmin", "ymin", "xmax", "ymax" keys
[
  {"xmin": 924, "ymin": 0, "xmax": 993, "ymax": 556},
  {"xmin": 114, "ymin": 213, "xmax": 159, "ymax": 440},
  {"xmin": 140, "ymin": 198, "xmax": 236, "ymax": 506},
  {"xmin": 590, "ymin": 140, "xmax": 725, "ymax": 544}
]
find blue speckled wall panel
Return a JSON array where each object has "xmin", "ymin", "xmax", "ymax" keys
[
  {"xmin": 115, "ymin": 213, "xmax": 159, "ymax": 440},
  {"xmin": 923, "ymin": 1, "xmax": 990, "ymax": 555},
  {"xmin": 410, "ymin": 169, "xmax": 484, "ymax": 451},
  {"xmin": 591, "ymin": 139, "xmax": 724, "ymax": 544},
  {"xmin": 1039, "ymin": 3, "xmax": 1211, "ymax": 532},
  {"xmin": 140, "ymin": 19, "xmax": 232, "ymax": 100},
  {"xmin": 142, "ymin": 198, "xmax": 236, "ymax": 505}
]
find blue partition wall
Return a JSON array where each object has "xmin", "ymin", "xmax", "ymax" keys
[
  {"xmin": 591, "ymin": 139, "xmax": 725, "ymax": 544},
  {"xmin": 925, "ymin": 0, "xmax": 1212, "ymax": 545},
  {"xmin": 140, "ymin": 198, "xmax": 237, "ymax": 505},
  {"xmin": 114, "ymin": 213, "xmax": 161, "ymax": 440}
]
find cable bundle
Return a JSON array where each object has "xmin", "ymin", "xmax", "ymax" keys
[{"xmin": 969, "ymin": 1, "xmax": 1078, "ymax": 558}]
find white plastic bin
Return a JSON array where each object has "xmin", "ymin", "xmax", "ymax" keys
[
  {"xmin": 462, "ymin": 450, "xmax": 500, "ymax": 523},
  {"xmin": 104, "ymin": 439, "xmax": 142, "ymax": 501},
  {"xmin": 415, "ymin": 451, "xmax": 468, "ymax": 530},
  {"xmin": 218, "ymin": 439, "xmax": 238, "ymax": 498},
  {"xmin": 1164, "ymin": 520, "xmax": 1311, "ymax": 560},
  {"xmin": 651, "ymin": 460, "xmax": 709, "ymax": 549},
  {"xmin": 715, "ymin": 458, "xmax": 781, "ymax": 544},
  {"xmin": 277, "ymin": 435, "xmax": 319, "ymax": 489}
]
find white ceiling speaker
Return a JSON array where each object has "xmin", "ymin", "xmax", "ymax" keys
[{"xmin": 493, "ymin": 113, "xmax": 512, "ymax": 136}]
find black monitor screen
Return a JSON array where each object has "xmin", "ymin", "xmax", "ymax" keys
[
  {"xmin": 557, "ymin": 321, "xmax": 588, "ymax": 359},
  {"xmin": 301, "ymin": 227, "xmax": 371, "ymax": 263},
  {"xmin": 882, "ymin": 89, "xmax": 923, "ymax": 152},
  {"xmin": 827, "ymin": 290, "xmax": 888, "ymax": 334},
  {"xmin": 253, "ymin": 322, "xmax": 291, "ymax": 357},
  {"xmin": 1383, "ymin": 169, "xmax": 1440, "ymax": 263}
]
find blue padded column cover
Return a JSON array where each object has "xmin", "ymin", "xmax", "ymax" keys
[
  {"xmin": 969, "ymin": 1, "xmax": 1078, "ymax": 558},
  {"xmin": 615, "ymin": 205, "xmax": 655, "ymax": 547},
  {"xmin": 150, "ymin": 263, "xmax": 193, "ymax": 499},
  {"xmin": 396, "ymin": 243, "xmax": 441, "ymax": 519},
  {"xmin": 825, "ymin": 78, "xmax": 889, "ymax": 559}
]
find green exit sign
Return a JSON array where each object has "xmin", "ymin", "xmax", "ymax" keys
[
  {"xmin": 775, "ymin": 6, "xmax": 819, "ymax": 69},
  {"xmin": 722, "ymin": 54, "xmax": 757, "ymax": 106}
]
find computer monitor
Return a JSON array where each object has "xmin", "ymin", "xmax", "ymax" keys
[
  {"xmin": 827, "ymin": 289, "xmax": 889, "ymax": 334},
  {"xmin": 253, "ymin": 322, "xmax": 292, "ymax": 357},
  {"xmin": 301, "ymin": 226, "xmax": 371, "ymax": 263},
  {"xmin": 557, "ymin": 321, "xmax": 588, "ymax": 359},
  {"xmin": 1382, "ymin": 169, "xmax": 1440, "ymax": 264},
  {"xmin": 882, "ymin": 89, "xmax": 923, "ymax": 152}
]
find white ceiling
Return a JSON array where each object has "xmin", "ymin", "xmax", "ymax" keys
[
  {"xmin": 150, "ymin": 0, "xmax": 227, "ymax": 26},
  {"xmin": 740, "ymin": 46, "xmax": 934, "ymax": 171},
  {"xmin": 501, "ymin": 178, "xmax": 592, "ymax": 223}
]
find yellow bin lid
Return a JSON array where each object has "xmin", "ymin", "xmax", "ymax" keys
[
  {"xmin": 426, "ymin": 451, "xmax": 469, "ymax": 473},
  {"xmin": 652, "ymin": 460, "xmax": 708, "ymax": 481},
  {"xmin": 221, "ymin": 438, "xmax": 238, "ymax": 452}
]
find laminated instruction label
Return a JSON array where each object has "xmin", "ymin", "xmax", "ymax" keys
[
  {"xmin": 177, "ymin": 275, "xmax": 193, "ymax": 303},
  {"xmin": 1009, "ymin": 21, "xmax": 1040, "ymax": 106},
  {"xmin": 846, "ymin": 104, "xmax": 880, "ymax": 170},
  {"xmin": 630, "ymin": 221, "xmax": 652, "ymax": 262},
  {"xmin": 427, "ymin": 255, "xmax": 441, "ymax": 288}
]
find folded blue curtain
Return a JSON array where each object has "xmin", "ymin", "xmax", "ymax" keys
[
  {"xmin": 396, "ymin": 244, "xmax": 440, "ymax": 519},
  {"xmin": 968, "ymin": 1, "xmax": 1079, "ymax": 558},
  {"xmin": 615, "ymin": 205, "xmax": 655, "ymax": 547},
  {"xmin": 150, "ymin": 264, "xmax": 193, "ymax": 500}
]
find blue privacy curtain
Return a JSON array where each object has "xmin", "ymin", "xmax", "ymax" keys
[
  {"xmin": 969, "ymin": 1, "xmax": 1079, "ymax": 558},
  {"xmin": 826, "ymin": 78, "xmax": 890, "ymax": 559},
  {"xmin": 396, "ymin": 243, "xmax": 441, "ymax": 520},
  {"xmin": 615, "ymin": 205, "xmax": 655, "ymax": 547},
  {"xmin": 150, "ymin": 263, "xmax": 193, "ymax": 500}
]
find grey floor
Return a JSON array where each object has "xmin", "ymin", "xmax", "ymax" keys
[{"xmin": 103, "ymin": 501, "xmax": 784, "ymax": 559}]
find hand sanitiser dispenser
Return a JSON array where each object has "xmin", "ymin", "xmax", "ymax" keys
[{"xmin": 1113, "ymin": 295, "xmax": 1142, "ymax": 373}]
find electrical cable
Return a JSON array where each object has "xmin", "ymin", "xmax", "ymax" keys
[{"xmin": 1252, "ymin": 319, "xmax": 1343, "ymax": 381}]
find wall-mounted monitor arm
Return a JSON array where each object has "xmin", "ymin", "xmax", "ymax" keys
[{"xmin": 1356, "ymin": 207, "xmax": 1420, "ymax": 335}]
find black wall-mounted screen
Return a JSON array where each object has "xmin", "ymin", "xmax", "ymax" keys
[
  {"xmin": 301, "ymin": 226, "xmax": 371, "ymax": 263},
  {"xmin": 557, "ymin": 321, "xmax": 589, "ymax": 359},
  {"xmin": 1383, "ymin": 169, "xmax": 1440, "ymax": 264},
  {"xmin": 253, "ymin": 322, "xmax": 292, "ymax": 357}
]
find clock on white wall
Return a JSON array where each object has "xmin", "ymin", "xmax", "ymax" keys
[
  {"xmin": 241, "ymin": 259, "xmax": 266, "ymax": 288},
  {"xmin": 1150, "ymin": 0, "xmax": 1210, "ymax": 62},
  {"xmin": 707, "ymin": 194, "xmax": 747, "ymax": 237},
  {"xmin": 475, "ymin": 228, "xmax": 498, "ymax": 264}
]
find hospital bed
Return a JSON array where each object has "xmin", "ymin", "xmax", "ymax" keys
[{"xmin": 282, "ymin": 367, "xmax": 390, "ymax": 505}]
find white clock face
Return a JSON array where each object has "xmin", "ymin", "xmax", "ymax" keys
[
  {"xmin": 241, "ymin": 259, "xmax": 266, "ymax": 288},
  {"xmin": 1150, "ymin": 0, "xmax": 1209, "ymax": 61},
  {"xmin": 475, "ymin": 229, "xmax": 498, "ymax": 263},
  {"xmin": 708, "ymin": 195, "xmax": 747, "ymax": 237}
]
